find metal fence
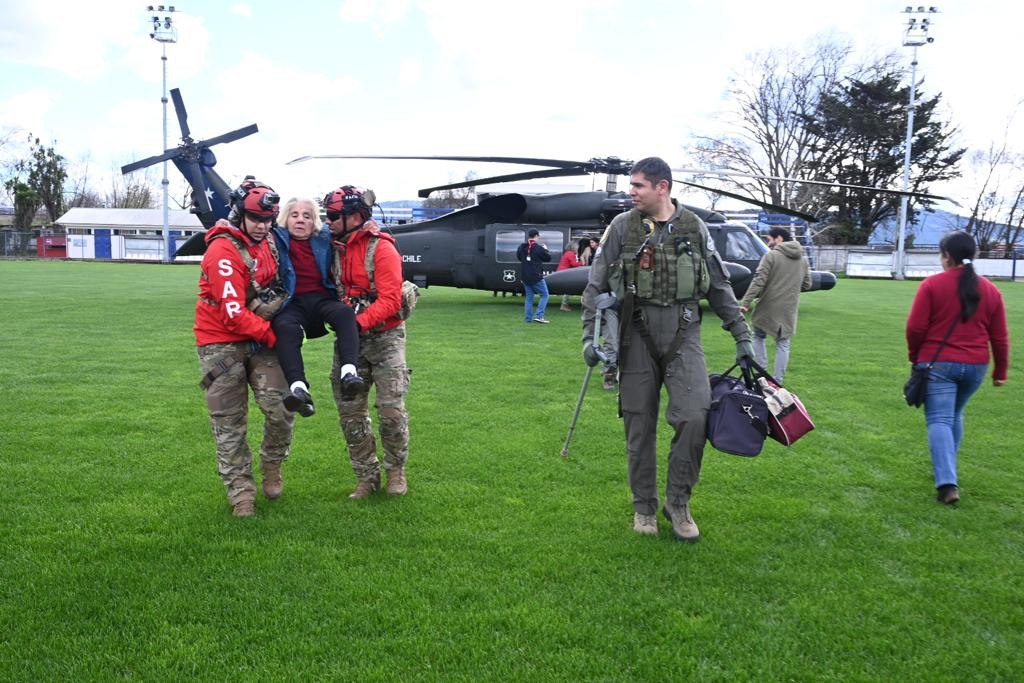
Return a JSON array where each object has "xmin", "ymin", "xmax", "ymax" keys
[{"xmin": 1, "ymin": 231, "xmax": 39, "ymax": 258}]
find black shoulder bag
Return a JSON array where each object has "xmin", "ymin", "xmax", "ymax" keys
[{"xmin": 903, "ymin": 318, "xmax": 958, "ymax": 408}]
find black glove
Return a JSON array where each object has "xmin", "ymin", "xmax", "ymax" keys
[
  {"xmin": 583, "ymin": 343, "xmax": 601, "ymax": 367},
  {"xmin": 735, "ymin": 339, "xmax": 755, "ymax": 364}
]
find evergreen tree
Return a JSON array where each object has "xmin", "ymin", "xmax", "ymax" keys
[{"xmin": 802, "ymin": 71, "xmax": 964, "ymax": 244}]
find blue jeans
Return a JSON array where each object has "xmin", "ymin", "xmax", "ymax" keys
[
  {"xmin": 922, "ymin": 361, "xmax": 987, "ymax": 488},
  {"xmin": 523, "ymin": 279, "xmax": 549, "ymax": 321}
]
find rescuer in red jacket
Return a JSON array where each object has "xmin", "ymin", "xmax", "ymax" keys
[
  {"xmin": 194, "ymin": 180, "xmax": 294, "ymax": 517},
  {"xmin": 324, "ymin": 186, "xmax": 411, "ymax": 500}
]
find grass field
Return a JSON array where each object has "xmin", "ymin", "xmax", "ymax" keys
[{"xmin": 1, "ymin": 260, "xmax": 1022, "ymax": 680}]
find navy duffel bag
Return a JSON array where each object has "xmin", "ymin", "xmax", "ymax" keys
[{"xmin": 707, "ymin": 361, "xmax": 770, "ymax": 457}]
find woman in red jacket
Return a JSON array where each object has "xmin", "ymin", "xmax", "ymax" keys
[
  {"xmin": 324, "ymin": 185, "xmax": 411, "ymax": 500},
  {"xmin": 556, "ymin": 242, "xmax": 583, "ymax": 311},
  {"xmin": 194, "ymin": 181, "xmax": 294, "ymax": 517},
  {"xmin": 906, "ymin": 231, "xmax": 1010, "ymax": 504}
]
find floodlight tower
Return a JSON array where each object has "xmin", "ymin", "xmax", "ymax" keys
[
  {"xmin": 148, "ymin": 5, "xmax": 178, "ymax": 262},
  {"xmin": 894, "ymin": 5, "xmax": 938, "ymax": 280}
]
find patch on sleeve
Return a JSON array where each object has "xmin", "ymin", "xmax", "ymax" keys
[{"xmin": 706, "ymin": 232, "xmax": 716, "ymax": 253}]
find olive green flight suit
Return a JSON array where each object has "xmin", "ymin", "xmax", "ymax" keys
[{"xmin": 582, "ymin": 203, "xmax": 750, "ymax": 515}]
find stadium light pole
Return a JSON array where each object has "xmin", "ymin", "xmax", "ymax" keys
[
  {"xmin": 894, "ymin": 6, "xmax": 938, "ymax": 280},
  {"xmin": 148, "ymin": 5, "xmax": 177, "ymax": 262}
]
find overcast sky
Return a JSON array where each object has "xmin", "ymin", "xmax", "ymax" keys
[{"xmin": 1, "ymin": 0, "xmax": 1020, "ymax": 210}]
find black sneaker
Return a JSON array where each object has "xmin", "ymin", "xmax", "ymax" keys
[
  {"xmin": 283, "ymin": 387, "xmax": 315, "ymax": 417},
  {"xmin": 339, "ymin": 372, "xmax": 366, "ymax": 400},
  {"xmin": 937, "ymin": 484, "xmax": 960, "ymax": 505}
]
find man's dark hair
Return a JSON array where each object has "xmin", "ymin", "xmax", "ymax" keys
[
  {"xmin": 630, "ymin": 157, "xmax": 673, "ymax": 192},
  {"xmin": 768, "ymin": 227, "xmax": 792, "ymax": 241},
  {"xmin": 527, "ymin": 228, "xmax": 540, "ymax": 238}
]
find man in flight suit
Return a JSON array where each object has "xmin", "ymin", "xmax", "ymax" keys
[{"xmin": 581, "ymin": 157, "xmax": 755, "ymax": 541}]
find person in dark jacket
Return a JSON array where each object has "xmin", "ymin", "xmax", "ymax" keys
[
  {"xmin": 906, "ymin": 231, "xmax": 1009, "ymax": 504},
  {"xmin": 516, "ymin": 228, "xmax": 552, "ymax": 324}
]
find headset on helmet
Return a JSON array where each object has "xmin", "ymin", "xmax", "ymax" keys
[
  {"xmin": 229, "ymin": 176, "xmax": 280, "ymax": 222},
  {"xmin": 322, "ymin": 185, "xmax": 376, "ymax": 221}
]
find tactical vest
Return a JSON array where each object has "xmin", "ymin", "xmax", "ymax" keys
[
  {"xmin": 333, "ymin": 234, "xmax": 420, "ymax": 329},
  {"xmin": 616, "ymin": 208, "xmax": 710, "ymax": 305}
]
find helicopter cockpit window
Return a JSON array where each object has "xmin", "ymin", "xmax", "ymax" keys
[
  {"xmin": 723, "ymin": 230, "xmax": 766, "ymax": 262},
  {"xmin": 495, "ymin": 228, "xmax": 566, "ymax": 263}
]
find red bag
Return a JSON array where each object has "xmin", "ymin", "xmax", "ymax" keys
[{"xmin": 756, "ymin": 376, "xmax": 815, "ymax": 446}]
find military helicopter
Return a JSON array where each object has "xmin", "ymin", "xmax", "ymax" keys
[
  {"xmin": 286, "ymin": 153, "xmax": 945, "ymax": 298},
  {"xmin": 122, "ymin": 91, "xmax": 944, "ymax": 298}
]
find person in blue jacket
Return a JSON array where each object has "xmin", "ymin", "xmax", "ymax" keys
[{"xmin": 272, "ymin": 196, "xmax": 364, "ymax": 417}]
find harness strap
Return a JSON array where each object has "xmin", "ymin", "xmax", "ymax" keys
[
  {"xmin": 364, "ymin": 235, "xmax": 379, "ymax": 295},
  {"xmin": 199, "ymin": 356, "xmax": 240, "ymax": 390},
  {"xmin": 632, "ymin": 310, "xmax": 690, "ymax": 375}
]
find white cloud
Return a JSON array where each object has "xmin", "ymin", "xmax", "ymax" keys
[
  {"xmin": 0, "ymin": 90, "xmax": 59, "ymax": 142},
  {"xmin": 230, "ymin": 4, "xmax": 253, "ymax": 17},
  {"xmin": 0, "ymin": 1, "xmax": 140, "ymax": 81},
  {"xmin": 397, "ymin": 59, "xmax": 420, "ymax": 88},
  {"xmin": 338, "ymin": 0, "xmax": 410, "ymax": 24}
]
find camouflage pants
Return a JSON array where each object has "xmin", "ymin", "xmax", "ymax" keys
[
  {"xmin": 197, "ymin": 342, "xmax": 294, "ymax": 505},
  {"xmin": 331, "ymin": 325, "xmax": 410, "ymax": 482}
]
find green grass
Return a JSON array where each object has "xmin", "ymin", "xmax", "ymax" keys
[{"xmin": 1, "ymin": 260, "xmax": 1022, "ymax": 680}]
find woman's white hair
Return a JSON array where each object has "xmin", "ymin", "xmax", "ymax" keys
[{"xmin": 279, "ymin": 197, "xmax": 323, "ymax": 232}]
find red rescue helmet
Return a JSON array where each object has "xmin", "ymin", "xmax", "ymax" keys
[
  {"xmin": 229, "ymin": 177, "xmax": 280, "ymax": 222},
  {"xmin": 322, "ymin": 185, "xmax": 376, "ymax": 221}
]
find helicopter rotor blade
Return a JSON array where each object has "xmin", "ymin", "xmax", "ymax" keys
[
  {"xmin": 170, "ymin": 88, "xmax": 190, "ymax": 139},
  {"xmin": 121, "ymin": 148, "xmax": 181, "ymax": 175},
  {"xmin": 671, "ymin": 167, "xmax": 958, "ymax": 205},
  {"xmin": 287, "ymin": 154, "xmax": 587, "ymax": 169},
  {"xmin": 674, "ymin": 178, "xmax": 818, "ymax": 223},
  {"xmin": 199, "ymin": 124, "xmax": 259, "ymax": 149},
  {"xmin": 418, "ymin": 168, "xmax": 587, "ymax": 198},
  {"xmin": 179, "ymin": 158, "xmax": 212, "ymax": 214}
]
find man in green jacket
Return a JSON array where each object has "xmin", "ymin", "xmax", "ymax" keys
[{"xmin": 739, "ymin": 227, "xmax": 812, "ymax": 384}]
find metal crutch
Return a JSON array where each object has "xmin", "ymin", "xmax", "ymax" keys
[{"xmin": 561, "ymin": 294, "xmax": 615, "ymax": 459}]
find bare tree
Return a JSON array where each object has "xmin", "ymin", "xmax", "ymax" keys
[
  {"xmin": 962, "ymin": 103, "xmax": 1024, "ymax": 252},
  {"xmin": 107, "ymin": 165, "xmax": 157, "ymax": 209},
  {"xmin": 422, "ymin": 171, "xmax": 477, "ymax": 209},
  {"xmin": 688, "ymin": 38, "xmax": 860, "ymax": 218},
  {"xmin": 65, "ymin": 157, "xmax": 105, "ymax": 208}
]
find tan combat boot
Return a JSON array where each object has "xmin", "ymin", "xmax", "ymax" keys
[
  {"xmin": 663, "ymin": 502, "xmax": 699, "ymax": 542},
  {"xmin": 633, "ymin": 512, "xmax": 657, "ymax": 535},
  {"xmin": 349, "ymin": 475, "xmax": 380, "ymax": 500},
  {"xmin": 262, "ymin": 462, "xmax": 283, "ymax": 500},
  {"xmin": 385, "ymin": 467, "xmax": 407, "ymax": 496},
  {"xmin": 232, "ymin": 499, "xmax": 256, "ymax": 517}
]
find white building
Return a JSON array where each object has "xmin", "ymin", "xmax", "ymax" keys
[{"xmin": 57, "ymin": 208, "xmax": 204, "ymax": 261}]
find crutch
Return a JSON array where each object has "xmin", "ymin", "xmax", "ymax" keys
[{"xmin": 561, "ymin": 294, "xmax": 615, "ymax": 459}]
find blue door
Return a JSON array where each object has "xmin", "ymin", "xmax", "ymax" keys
[{"xmin": 94, "ymin": 229, "xmax": 111, "ymax": 259}]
